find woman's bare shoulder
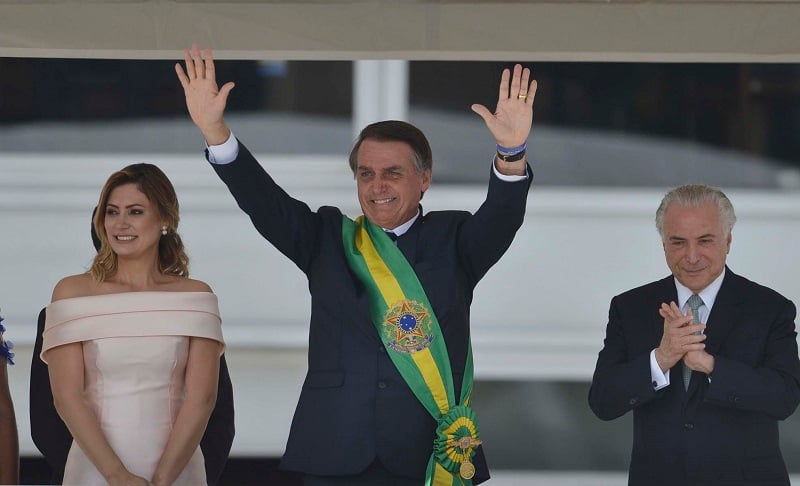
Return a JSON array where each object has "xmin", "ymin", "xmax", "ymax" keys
[
  {"xmin": 51, "ymin": 273, "xmax": 95, "ymax": 302},
  {"xmin": 173, "ymin": 277, "xmax": 213, "ymax": 293}
]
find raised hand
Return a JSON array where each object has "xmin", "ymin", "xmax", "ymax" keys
[
  {"xmin": 654, "ymin": 301, "xmax": 706, "ymax": 372},
  {"xmin": 471, "ymin": 64, "xmax": 537, "ymax": 149},
  {"xmin": 175, "ymin": 44, "xmax": 235, "ymax": 145}
]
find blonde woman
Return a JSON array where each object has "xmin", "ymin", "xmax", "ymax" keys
[{"xmin": 42, "ymin": 164, "xmax": 224, "ymax": 486}]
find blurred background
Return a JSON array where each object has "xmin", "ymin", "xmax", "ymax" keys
[{"xmin": 2, "ymin": 56, "xmax": 799, "ymax": 486}]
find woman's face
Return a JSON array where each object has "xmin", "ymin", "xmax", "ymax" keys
[{"xmin": 103, "ymin": 183, "xmax": 164, "ymax": 260}]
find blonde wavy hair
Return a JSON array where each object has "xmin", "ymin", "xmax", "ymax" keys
[{"xmin": 90, "ymin": 163, "xmax": 189, "ymax": 281}]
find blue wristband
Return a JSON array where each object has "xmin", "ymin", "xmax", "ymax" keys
[{"xmin": 496, "ymin": 142, "xmax": 526, "ymax": 155}]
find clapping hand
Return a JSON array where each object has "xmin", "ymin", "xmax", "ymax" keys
[{"xmin": 654, "ymin": 301, "xmax": 706, "ymax": 372}]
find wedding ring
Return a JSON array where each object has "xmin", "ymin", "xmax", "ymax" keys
[{"xmin": 517, "ymin": 93, "xmax": 527, "ymax": 99}]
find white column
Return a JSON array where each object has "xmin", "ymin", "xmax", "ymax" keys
[{"xmin": 352, "ymin": 60, "xmax": 409, "ymax": 140}]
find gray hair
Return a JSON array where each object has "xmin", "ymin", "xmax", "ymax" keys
[{"xmin": 655, "ymin": 184, "xmax": 736, "ymax": 237}]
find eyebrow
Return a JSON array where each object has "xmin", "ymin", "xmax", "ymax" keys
[
  {"xmin": 668, "ymin": 233, "xmax": 715, "ymax": 241},
  {"xmin": 106, "ymin": 203, "xmax": 145, "ymax": 209},
  {"xmin": 357, "ymin": 165, "xmax": 404, "ymax": 171}
]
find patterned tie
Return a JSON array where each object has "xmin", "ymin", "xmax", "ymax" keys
[{"xmin": 683, "ymin": 294, "xmax": 704, "ymax": 390}]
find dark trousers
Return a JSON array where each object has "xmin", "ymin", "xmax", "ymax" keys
[{"xmin": 303, "ymin": 460, "xmax": 420, "ymax": 486}]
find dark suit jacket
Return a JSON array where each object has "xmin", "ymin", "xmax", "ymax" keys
[
  {"xmin": 589, "ymin": 268, "xmax": 800, "ymax": 486},
  {"xmin": 211, "ymin": 141, "xmax": 531, "ymax": 481},
  {"xmin": 30, "ymin": 307, "xmax": 236, "ymax": 485}
]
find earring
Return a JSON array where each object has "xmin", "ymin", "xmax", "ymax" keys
[{"xmin": 161, "ymin": 226, "xmax": 168, "ymax": 236}]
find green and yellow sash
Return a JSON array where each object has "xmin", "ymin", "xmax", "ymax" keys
[{"xmin": 342, "ymin": 215, "xmax": 482, "ymax": 485}]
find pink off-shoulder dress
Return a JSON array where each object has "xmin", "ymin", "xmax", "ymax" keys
[{"xmin": 42, "ymin": 291, "xmax": 224, "ymax": 486}]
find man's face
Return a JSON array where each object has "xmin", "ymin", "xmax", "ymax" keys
[
  {"xmin": 662, "ymin": 202, "xmax": 731, "ymax": 293},
  {"xmin": 355, "ymin": 139, "xmax": 431, "ymax": 229}
]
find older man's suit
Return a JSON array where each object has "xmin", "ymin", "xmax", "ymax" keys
[
  {"xmin": 589, "ymin": 268, "xmax": 800, "ymax": 486},
  {"xmin": 211, "ymin": 141, "xmax": 531, "ymax": 482}
]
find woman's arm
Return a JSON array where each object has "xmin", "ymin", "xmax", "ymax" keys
[
  {"xmin": 0, "ymin": 362, "xmax": 19, "ymax": 485},
  {"xmin": 151, "ymin": 336, "xmax": 221, "ymax": 486},
  {"xmin": 47, "ymin": 278, "xmax": 149, "ymax": 485},
  {"xmin": 48, "ymin": 342, "xmax": 149, "ymax": 485}
]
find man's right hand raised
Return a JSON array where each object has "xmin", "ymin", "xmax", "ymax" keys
[
  {"xmin": 655, "ymin": 301, "xmax": 706, "ymax": 373},
  {"xmin": 175, "ymin": 44, "xmax": 235, "ymax": 146}
]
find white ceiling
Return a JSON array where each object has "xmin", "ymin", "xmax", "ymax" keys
[{"xmin": 1, "ymin": 1, "xmax": 799, "ymax": 61}]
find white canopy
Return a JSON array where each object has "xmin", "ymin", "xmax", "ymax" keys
[{"xmin": 1, "ymin": 0, "xmax": 799, "ymax": 61}]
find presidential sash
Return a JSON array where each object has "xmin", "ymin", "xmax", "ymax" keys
[{"xmin": 342, "ymin": 215, "xmax": 482, "ymax": 485}]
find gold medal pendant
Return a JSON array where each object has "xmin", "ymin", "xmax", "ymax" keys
[{"xmin": 459, "ymin": 461, "xmax": 475, "ymax": 480}]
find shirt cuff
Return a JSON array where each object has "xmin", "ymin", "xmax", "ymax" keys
[
  {"xmin": 206, "ymin": 132, "xmax": 239, "ymax": 165},
  {"xmin": 492, "ymin": 157, "xmax": 529, "ymax": 182},
  {"xmin": 650, "ymin": 349, "xmax": 670, "ymax": 390}
]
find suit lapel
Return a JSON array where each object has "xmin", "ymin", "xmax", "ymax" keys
[
  {"xmin": 686, "ymin": 267, "xmax": 745, "ymax": 398},
  {"xmin": 655, "ymin": 275, "xmax": 679, "ymax": 347},
  {"xmin": 395, "ymin": 209, "xmax": 423, "ymax": 265},
  {"xmin": 701, "ymin": 268, "xmax": 745, "ymax": 356}
]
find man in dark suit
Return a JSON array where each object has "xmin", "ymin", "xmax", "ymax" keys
[
  {"xmin": 589, "ymin": 184, "xmax": 800, "ymax": 486},
  {"xmin": 176, "ymin": 45, "xmax": 535, "ymax": 484},
  {"xmin": 29, "ymin": 210, "xmax": 236, "ymax": 486}
]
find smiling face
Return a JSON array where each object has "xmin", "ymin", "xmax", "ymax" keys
[
  {"xmin": 103, "ymin": 183, "xmax": 165, "ymax": 260},
  {"xmin": 355, "ymin": 139, "xmax": 431, "ymax": 230},
  {"xmin": 662, "ymin": 202, "xmax": 732, "ymax": 293}
]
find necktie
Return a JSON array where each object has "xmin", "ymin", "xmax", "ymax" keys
[
  {"xmin": 682, "ymin": 294, "xmax": 704, "ymax": 390},
  {"xmin": 385, "ymin": 231, "xmax": 398, "ymax": 242}
]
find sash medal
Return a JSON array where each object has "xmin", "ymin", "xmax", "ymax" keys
[{"xmin": 343, "ymin": 216, "xmax": 481, "ymax": 485}]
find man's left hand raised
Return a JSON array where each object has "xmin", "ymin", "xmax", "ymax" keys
[{"xmin": 471, "ymin": 64, "xmax": 537, "ymax": 176}]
